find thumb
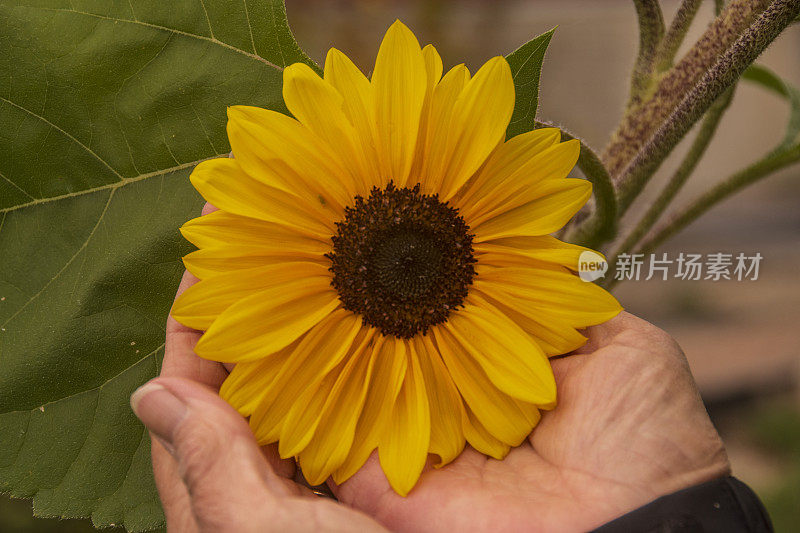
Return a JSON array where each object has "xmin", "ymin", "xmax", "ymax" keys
[{"xmin": 131, "ymin": 377, "xmax": 292, "ymax": 531}]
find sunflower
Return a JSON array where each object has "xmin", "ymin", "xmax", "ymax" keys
[{"xmin": 171, "ymin": 20, "xmax": 622, "ymax": 496}]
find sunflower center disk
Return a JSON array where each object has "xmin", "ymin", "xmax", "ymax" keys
[
  {"xmin": 372, "ymin": 231, "xmax": 442, "ymax": 299},
  {"xmin": 327, "ymin": 183, "xmax": 476, "ymax": 338}
]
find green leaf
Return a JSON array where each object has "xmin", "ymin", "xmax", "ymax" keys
[
  {"xmin": 743, "ymin": 64, "xmax": 800, "ymax": 149},
  {"xmin": 0, "ymin": 1, "xmax": 313, "ymax": 530},
  {"xmin": 505, "ymin": 28, "xmax": 555, "ymax": 139}
]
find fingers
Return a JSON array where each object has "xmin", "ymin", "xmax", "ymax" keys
[
  {"xmin": 156, "ymin": 203, "xmax": 230, "ymax": 530},
  {"xmin": 164, "ymin": 258, "xmax": 226, "ymax": 387},
  {"xmin": 133, "ymin": 377, "xmax": 301, "ymax": 531},
  {"xmin": 569, "ymin": 311, "xmax": 650, "ymax": 356},
  {"xmin": 201, "ymin": 202, "xmax": 218, "ymax": 216},
  {"xmin": 151, "ymin": 438, "xmax": 200, "ymax": 532}
]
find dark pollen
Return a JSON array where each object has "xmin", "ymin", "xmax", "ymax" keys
[{"xmin": 327, "ymin": 182, "xmax": 476, "ymax": 338}]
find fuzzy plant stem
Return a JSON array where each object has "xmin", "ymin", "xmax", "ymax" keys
[
  {"xmin": 637, "ymin": 143, "xmax": 800, "ymax": 257},
  {"xmin": 628, "ymin": 0, "xmax": 666, "ymax": 106},
  {"xmin": 534, "ymin": 121, "xmax": 618, "ymax": 249},
  {"xmin": 654, "ymin": 0, "xmax": 704, "ymax": 72},
  {"xmin": 614, "ymin": 0, "xmax": 800, "ymax": 215},
  {"xmin": 603, "ymin": 0, "xmax": 772, "ymax": 182},
  {"xmin": 609, "ymin": 86, "xmax": 735, "ymax": 264}
]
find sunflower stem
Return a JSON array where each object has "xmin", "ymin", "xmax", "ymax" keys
[
  {"xmin": 654, "ymin": 0, "xmax": 704, "ymax": 72},
  {"xmin": 535, "ymin": 121, "xmax": 618, "ymax": 249},
  {"xmin": 603, "ymin": 145, "xmax": 800, "ymax": 289},
  {"xmin": 628, "ymin": 0, "xmax": 666, "ymax": 107},
  {"xmin": 613, "ymin": 0, "xmax": 800, "ymax": 216},
  {"xmin": 607, "ymin": 86, "xmax": 735, "ymax": 266},
  {"xmin": 603, "ymin": 0, "xmax": 772, "ymax": 184},
  {"xmin": 610, "ymin": 144, "xmax": 800, "ymax": 287}
]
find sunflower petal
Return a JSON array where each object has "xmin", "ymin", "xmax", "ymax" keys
[
  {"xmin": 474, "ymin": 265, "xmax": 623, "ymax": 328},
  {"xmin": 379, "ymin": 339, "xmax": 430, "ymax": 496},
  {"xmin": 194, "ymin": 271, "xmax": 339, "ymax": 362},
  {"xmin": 297, "ymin": 334, "xmax": 378, "ymax": 484},
  {"xmin": 445, "ymin": 297, "xmax": 556, "ymax": 404},
  {"xmin": 466, "ymin": 140, "xmax": 581, "ymax": 224},
  {"xmin": 323, "ymin": 48, "xmax": 380, "ymax": 192},
  {"xmin": 474, "ymin": 288, "xmax": 588, "ymax": 356},
  {"xmin": 432, "ymin": 325, "xmax": 539, "ymax": 446},
  {"xmin": 183, "ymin": 246, "xmax": 328, "ymax": 280},
  {"xmin": 371, "ymin": 20, "xmax": 427, "ymax": 187},
  {"xmin": 454, "ymin": 129, "xmax": 562, "ymax": 217},
  {"xmin": 220, "ymin": 350, "xmax": 291, "ymax": 417},
  {"xmin": 473, "ymin": 178, "xmax": 592, "ymax": 242},
  {"xmin": 248, "ymin": 311, "xmax": 364, "ymax": 444},
  {"xmin": 418, "ymin": 64, "xmax": 470, "ymax": 193},
  {"xmin": 171, "ymin": 262, "xmax": 326, "ymax": 331},
  {"xmin": 283, "ymin": 62, "xmax": 371, "ymax": 192},
  {"xmin": 226, "ymin": 105, "xmax": 353, "ymax": 211},
  {"xmin": 409, "ymin": 44, "xmax": 444, "ymax": 180},
  {"xmin": 273, "ymin": 359, "xmax": 342, "ymax": 453},
  {"xmin": 414, "ymin": 335, "xmax": 465, "ymax": 466},
  {"xmin": 438, "ymin": 57, "xmax": 515, "ymax": 201},
  {"xmin": 422, "ymin": 44, "xmax": 444, "ymax": 85},
  {"xmin": 474, "ymin": 235, "xmax": 594, "ymax": 271},
  {"xmin": 180, "ymin": 210, "xmax": 330, "ymax": 251},
  {"xmin": 462, "ymin": 404, "xmax": 510, "ymax": 460},
  {"xmin": 332, "ymin": 337, "xmax": 407, "ymax": 484},
  {"xmin": 189, "ymin": 156, "xmax": 334, "ymax": 237}
]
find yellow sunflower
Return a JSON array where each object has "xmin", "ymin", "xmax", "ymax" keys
[{"xmin": 171, "ymin": 20, "xmax": 622, "ymax": 496}]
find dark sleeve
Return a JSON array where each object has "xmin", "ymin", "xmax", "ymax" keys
[{"xmin": 591, "ymin": 476, "xmax": 773, "ymax": 533}]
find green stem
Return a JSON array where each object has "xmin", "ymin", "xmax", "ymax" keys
[
  {"xmin": 654, "ymin": 0, "xmax": 703, "ymax": 72},
  {"xmin": 616, "ymin": 0, "xmax": 800, "ymax": 215},
  {"xmin": 603, "ymin": 0, "xmax": 771, "ymax": 180},
  {"xmin": 609, "ymin": 86, "xmax": 735, "ymax": 264},
  {"xmin": 603, "ymin": 143, "xmax": 800, "ymax": 289},
  {"xmin": 637, "ymin": 143, "xmax": 800, "ymax": 256},
  {"xmin": 629, "ymin": 0, "xmax": 666, "ymax": 106},
  {"xmin": 535, "ymin": 121, "xmax": 618, "ymax": 249}
]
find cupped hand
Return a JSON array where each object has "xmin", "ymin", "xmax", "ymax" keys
[
  {"xmin": 330, "ymin": 311, "xmax": 731, "ymax": 532},
  {"xmin": 133, "ymin": 267, "xmax": 388, "ymax": 533},
  {"xmin": 133, "ymin": 214, "xmax": 729, "ymax": 532}
]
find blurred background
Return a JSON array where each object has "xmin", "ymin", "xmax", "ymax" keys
[{"xmin": 3, "ymin": 0, "xmax": 798, "ymax": 530}]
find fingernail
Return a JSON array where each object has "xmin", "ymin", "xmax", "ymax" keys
[{"xmin": 130, "ymin": 382, "xmax": 188, "ymax": 444}]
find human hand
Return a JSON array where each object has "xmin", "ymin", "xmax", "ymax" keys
[
  {"xmin": 133, "ymin": 202, "xmax": 729, "ymax": 531},
  {"xmin": 329, "ymin": 312, "xmax": 731, "ymax": 532},
  {"xmin": 130, "ymin": 207, "xmax": 388, "ymax": 533}
]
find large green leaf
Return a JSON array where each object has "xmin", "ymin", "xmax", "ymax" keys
[
  {"xmin": 0, "ymin": 1, "xmax": 313, "ymax": 530},
  {"xmin": 505, "ymin": 28, "xmax": 555, "ymax": 139}
]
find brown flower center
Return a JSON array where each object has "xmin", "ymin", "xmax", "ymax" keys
[{"xmin": 327, "ymin": 183, "xmax": 476, "ymax": 338}]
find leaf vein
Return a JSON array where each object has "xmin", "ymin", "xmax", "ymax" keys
[
  {"xmin": 0, "ymin": 190, "xmax": 115, "ymax": 329},
  {"xmin": 242, "ymin": 0, "xmax": 258, "ymax": 55},
  {"xmin": 35, "ymin": 7, "xmax": 282, "ymax": 70},
  {"xmin": 0, "ymin": 155, "xmax": 221, "ymax": 215},
  {"xmin": 0, "ymin": 344, "xmax": 165, "ymax": 416},
  {"xmin": 0, "ymin": 170, "xmax": 34, "ymax": 201},
  {"xmin": 0, "ymin": 96, "xmax": 123, "ymax": 181},
  {"xmin": 198, "ymin": 0, "xmax": 215, "ymax": 39}
]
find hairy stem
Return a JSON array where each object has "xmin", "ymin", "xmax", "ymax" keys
[
  {"xmin": 636, "ymin": 143, "xmax": 800, "ymax": 256},
  {"xmin": 628, "ymin": 0, "xmax": 666, "ymax": 106},
  {"xmin": 535, "ymin": 121, "xmax": 618, "ymax": 248},
  {"xmin": 603, "ymin": 0, "xmax": 771, "ymax": 180},
  {"xmin": 615, "ymin": 0, "xmax": 800, "ymax": 214},
  {"xmin": 654, "ymin": 0, "xmax": 704, "ymax": 72},
  {"xmin": 609, "ymin": 87, "xmax": 735, "ymax": 264}
]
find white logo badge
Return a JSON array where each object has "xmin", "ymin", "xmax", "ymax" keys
[{"xmin": 578, "ymin": 251, "xmax": 608, "ymax": 282}]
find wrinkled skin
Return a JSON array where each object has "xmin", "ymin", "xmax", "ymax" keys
[{"xmin": 137, "ymin": 205, "xmax": 730, "ymax": 533}]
